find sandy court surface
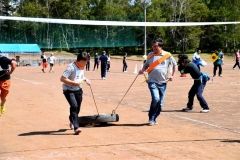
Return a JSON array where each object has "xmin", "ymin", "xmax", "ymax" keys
[{"xmin": 0, "ymin": 57, "xmax": 239, "ymax": 160}]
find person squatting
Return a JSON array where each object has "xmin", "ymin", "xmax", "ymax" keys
[{"xmin": 178, "ymin": 54, "xmax": 210, "ymax": 113}]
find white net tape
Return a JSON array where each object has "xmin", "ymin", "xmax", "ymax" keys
[{"xmin": 1, "ymin": 16, "xmax": 240, "ymax": 27}]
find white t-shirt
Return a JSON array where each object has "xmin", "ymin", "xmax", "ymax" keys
[
  {"xmin": 48, "ymin": 56, "xmax": 56, "ymax": 64},
  {"xmin": 192, "ymin": 52, "xmax": 200, "ymax": 61},
  {"xmin": 62, "ymin": 62, "xmax": 86, "ymax": 91}
]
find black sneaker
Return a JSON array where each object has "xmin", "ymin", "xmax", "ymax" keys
[{"xmin": 182, "ymin": 107, "xmax": 192, "ymax": 112}]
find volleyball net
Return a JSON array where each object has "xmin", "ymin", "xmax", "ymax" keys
[{"xmin": 1, "ymin": 16, "xmax": 240, "ymax": 50}]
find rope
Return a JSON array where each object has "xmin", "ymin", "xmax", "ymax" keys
[
  {"xmin": 112, "ymin": 74, "xmax": 139, "ymax": 114},
  {"xmin": 89, "ymin": 85, "xmax": 100, "ymax": 116}
]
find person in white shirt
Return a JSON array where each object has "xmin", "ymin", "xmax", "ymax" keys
[
  {"xmin": 47, "ymin": 53, "xmax": 56, "ymax": 72},
  {"xmin": 60, "ymin": 52, "xmax": 90, "ymax": 135},
  {"xmin": 192, "ymin": 49, "xmax": 207, "ymax": 71}
]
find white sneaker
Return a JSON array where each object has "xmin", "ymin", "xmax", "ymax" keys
[
  {"xmin": 148, "ymin": 120, "xmax": 155, "ymax": 126},
  {"xmin": 148, "ymin": 120, "xmax": 158, "ymax": 126},
  {"xmin": 200, "ymin": 109, "xmax": 210, "ymax": 113}
]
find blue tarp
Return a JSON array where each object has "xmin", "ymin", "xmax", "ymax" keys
[{"xmin": 0, "ymin": 44, "xmax": 41, "ymax": 54}]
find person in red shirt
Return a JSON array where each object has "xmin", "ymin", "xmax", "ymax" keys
[{"xmin": 40, "ymin": 52, "xmax": 47, "ymax": 73}]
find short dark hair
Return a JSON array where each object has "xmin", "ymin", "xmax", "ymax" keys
[
  {"xmin": 77, "ymin": 52, "xmax": 87, "ymax": 61},
  {"xmin": 152, "ymin": 38, "xmax": 164, "ymax": 47},
  {"xmin": 177, "ymin": 54, "xmax": 190, "ymax": 64}
]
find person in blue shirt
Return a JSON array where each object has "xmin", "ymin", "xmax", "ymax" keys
[
  {"xmin": 99, "ymin": 51, "xmax": 108, "ymax": 80},
  {"xmin": 213, "ymin": 49, "xmax": 224, "ymax": 77}
]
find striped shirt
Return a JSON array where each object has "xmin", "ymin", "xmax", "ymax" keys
[{"xmin": 62, "ymin": 62, "xmax": 86, "ymax": 91}]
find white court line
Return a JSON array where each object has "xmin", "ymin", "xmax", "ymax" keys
[
  {"xmin": 170, "ymin": 113, "xmax": 240, "ymax": 134},
  {"xmin": 230, "ymin": 82, "xmax": 240, "ymax": 85},
  {"xmin": 14, "ymin": 77, "xmax": 43, "ymax": 85}
]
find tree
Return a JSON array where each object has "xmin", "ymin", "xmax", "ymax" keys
[
  {"xmin": 1, "ymin": 0, "xmax": 240, "ymax": 52},
  {"xmin": 159, "ymin": 0, "xmax": 209, "ymax": 53},
  {"xmin": 201, "ymin": 0, "xmax": 240, "ymax": 52}
]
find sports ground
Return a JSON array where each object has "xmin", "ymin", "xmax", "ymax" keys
[{"xmin": 0, "ymin": 56, "xmax": 239, "ymax": 160}]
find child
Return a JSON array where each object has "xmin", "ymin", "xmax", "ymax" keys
[
  {"xmin": 192, "ymin": 49, "xmax": 207, "ymax": 70},
  {"xmin": 60, "ymin": 53, "xmax": 90, "ymax": 135},
  {"xmin": 40, "ymin": 52, "xmax": 47, "ymax": 73},
  {"xmin": 123, "ymin": 53, "xmax": 128, "ymax": 72},
  {"xmin": 47, "ymin": 53, "xmax": 56, "ymax": 73}
]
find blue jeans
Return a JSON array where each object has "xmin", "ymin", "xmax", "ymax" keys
[
  {"xmin": 148, "ymin": 82, "xmax": 167, "ymax": 122},
  {"xmin": 187, "ymin": 81, "xmax": 209, "ymax": 110}
]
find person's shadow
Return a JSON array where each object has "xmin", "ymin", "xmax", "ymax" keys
[
  {"xmin": 18, "ymin": 129, "xmax": 71, "ymax": 136},
  {"xmin": 161, "ymin": 109, "xmax": 200, "ymax": 113},
  {"xmin": 18, "ymin": 123, "xmax": 150, "ymax": 136},
  {"xmin": 142, "ymin": 109, "xmax": 197, "ymax": 113},
  {"xmin": 80, "ymin": 122, "xmax": 150, "ymax": 128},
  {"xmin": 161, "ymin": 109, "xmax": 183, "ymax": 112}
]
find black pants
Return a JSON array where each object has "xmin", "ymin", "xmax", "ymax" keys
[
  {"xmin": 63, "ymin": 89, "xmax": 83, "ymax": 130},
  {"xmin": 233, "ymin": 60, "xmax": 240, "ymax": 69},
  {"xmin": 101, "ymin": 64, "xmax": 107, "ymax": 78},
  {"xmin": 86, "ymin": 61, "xmax": 90, "ymax": 71},
  {"xmin": 123, "ymin": 62, "xmax": 128, "ymax": 72},
  {"xmin": 213, "ymin": 64, "xmax": 222, "ymax": 76},
  {"xmin": 93, "ymin": 61, "xmax": 99, "ymax": 70},
  {"xmin": 107, "ymin": 63, "xmax": 110, "ymax": 71},
  {"xmin": 187, "ymin": 81, "xmax": 209, "ymax": 110}
]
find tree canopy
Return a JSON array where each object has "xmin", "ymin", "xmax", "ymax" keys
[{"xmin": 1, "ymin": 0, "xmax": 240, "ymax": 53}]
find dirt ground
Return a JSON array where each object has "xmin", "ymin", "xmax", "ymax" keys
[{"xmin": 0, "ymin": 56, "xmax": 239, "ymax": 160}]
